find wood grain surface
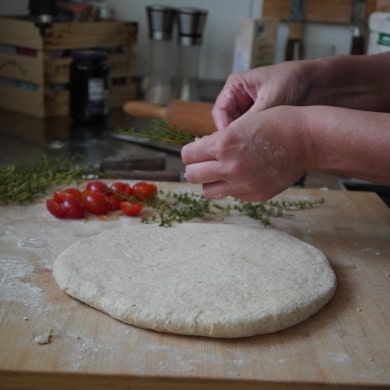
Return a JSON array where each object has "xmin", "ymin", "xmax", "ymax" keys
[
  {"xmin": 262, "ymin": 0, "xmax": 381, "ymax": 24},
  {"xmin": 0, "ymin": 183, "xmax": 389, "ymax": 390}
]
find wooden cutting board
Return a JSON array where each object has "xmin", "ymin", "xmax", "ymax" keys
[{"xmin": 0, "ymin": 183, "xmax": 389, "ymax": 390}]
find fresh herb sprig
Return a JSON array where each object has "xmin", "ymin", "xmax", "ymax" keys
[
  {"xmin": 116, "ymin": 120, "xmax": 196, "ymax": 145},
  {"xmin": 0, "ymin": 154, "xmax": 92, "ymax": 204},
  {"xmin": 142, "ymin": 190, "xmax": 325, "ymax": 227}
]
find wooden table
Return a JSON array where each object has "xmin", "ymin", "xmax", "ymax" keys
[{"xmin": 0, "ymin": 184, "xmax": 389, "ymax": 389}]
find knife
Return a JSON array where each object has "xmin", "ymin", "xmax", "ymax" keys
[
  {"xmin": 350, "ymin": 0, "xmax": 366, "ymax": 55},
  {"xmin": 285, "ymin": 0, "xmax": 306, "ymax": 61}
]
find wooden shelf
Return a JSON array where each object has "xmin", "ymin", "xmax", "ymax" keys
[{"xmin": 263, "ymin": 0, "xmax": 390, "ymax": 24}]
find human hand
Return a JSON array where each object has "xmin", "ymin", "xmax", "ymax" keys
[
  {"xmin": 212, "ymin": 61, "xmax": 316, "ymax": 131},
  {"xmin": 182, "ymin": 106, "xmax": 309, "ymax": 202}
]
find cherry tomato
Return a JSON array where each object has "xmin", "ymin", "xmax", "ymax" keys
[
  {"xmin": 106, "ymin": 193, "xmax": 120, "ymax": 211},
  {"xmin": 133, "ymin": 182, "xmax": 158, "ymax": 201},
  {"xmin": 46, "ymin": 197, "xmax": 85, "ymax": 219},
  {"xmin": 61, "ymin": 197, "xmax": 85, "ymax": 219},
  {"xmin": 46, "ymin": 199, "xmax": 67, "ymax": 218},
  {"xmin": 63, "ymin": 187, "xmax": 82, "ymax": 198},
  {"xmin": 85, "ymin": 180, "xmax": 109, "ymax": 193},
  {"xmin": 81, "ymin": 190, "xmax": 110, "ymax": 215},
  {"xmin": 54, "ymin": 188, "xmax": 82, "ymax": 203},
  {"xmin": 110, "ymin": 181, "xmax": 133, "ymax": 198},
  {"xmin": 119, "ymin": 201, "xmax": 143, "ymax": 216}
]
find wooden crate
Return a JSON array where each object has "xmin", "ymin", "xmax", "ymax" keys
[
  {"xmin": 262, "ymin": 0, "xmax": 389, "ymax": 24},
  {"xmin": 0, "ymin": 16, "xmax": 138, "ymax": 117}
]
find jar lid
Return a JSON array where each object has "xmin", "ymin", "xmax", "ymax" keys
[{"xmin": 71, "ymin": 50, "xmax": 108, "ymax": 61}]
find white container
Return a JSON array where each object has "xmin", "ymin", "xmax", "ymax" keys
[
  {"xmin": 232, "ymin": 18, "xmax": 278, "ymax": 73},
  {"xmin": 367, "ymin": 12, "xmax": 390, "ymax": 54}
]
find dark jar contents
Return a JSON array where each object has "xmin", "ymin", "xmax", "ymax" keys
[{"xmin": 70, "ymin": 50, "xmax": 109, "ymax": 124}]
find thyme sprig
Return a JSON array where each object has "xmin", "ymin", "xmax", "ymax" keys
[
  {"xmin": 0, "ymin": 154, "xmax": 93, "ymax": 204},
  {"xmin": 142, "ymin": 190, "xmax": 325, "ymax": 227},
  {"xmin": 116, "ymin": 120, "xmax": 196, "ymax": 145}
]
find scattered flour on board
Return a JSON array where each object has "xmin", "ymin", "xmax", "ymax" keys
[{"xmin": 0, "ymin": 257, "xmax": 44, "ymax": 312}]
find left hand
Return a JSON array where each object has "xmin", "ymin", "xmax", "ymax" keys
[{"xmin": 181, "ymin": 106, "xmax": 309, "ymax": 202}]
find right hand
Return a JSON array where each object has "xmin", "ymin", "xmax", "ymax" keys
[{"xmin": 212, "ymin": 60, "xmax": 316, "ymax": 131}]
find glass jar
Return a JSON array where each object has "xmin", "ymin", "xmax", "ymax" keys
[{"xmin": 70, "ymin": 50, "xmax": 109, "ymax": 124}]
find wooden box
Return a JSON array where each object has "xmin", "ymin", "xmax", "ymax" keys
[
  {"xmin": 0, "ymin": 16, "xmax": 138, "ymax": 117},
  {"xmin": 262, "ymin": 0, "xmax": 390, "ymax": 24}
]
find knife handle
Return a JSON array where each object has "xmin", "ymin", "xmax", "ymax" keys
[
  {"xmin": 285, "ymin": 22, "xmax": 304, "ymax": 61},
  {"xmin": 350, "ymin": 35, "xmax": 365, "ymax": 55},
  {"xmin": 101, "ymin": 169, "xmax": 181, "ymax": 182},
  {"xmin": 285, "ymin": 38, "xmax": 303, "ymax": 61}
]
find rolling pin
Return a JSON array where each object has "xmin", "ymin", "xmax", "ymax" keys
[{"xmin": 122, "ymin": 100, "xmax": 216, "ymax": 136}]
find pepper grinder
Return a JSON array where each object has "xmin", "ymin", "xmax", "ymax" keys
[
  {"xmin": 144, "ymin": 5, "xmax": 176, "ymax": 106},
  {"xmin": 176, "ymin": 7, "xmax": 207, "ymax": 101}
]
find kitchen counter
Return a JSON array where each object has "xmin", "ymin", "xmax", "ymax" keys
[
  {"xmin": 0, "ymin": 107, "xmax": 186, "ymax": 179},
  {"xmin": 0, "ymin": 106, "xmax": 348, "ymax": 189}
]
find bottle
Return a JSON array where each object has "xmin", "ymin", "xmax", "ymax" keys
[
  {"xmin": 144, "ymin": 5, "xmax": 176, "ymax": 106},
  {"xmin": 176, "ymin": 7, "xmax": 207, "ymax": 101},
  {"xmin": 70, "ymin": 50, "xmax": 109, "ymax": 124}
]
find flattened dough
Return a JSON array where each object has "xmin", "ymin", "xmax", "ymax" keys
[{"xmin": 53, "ymin": 223, "xmax": 336, "ymax": 338}]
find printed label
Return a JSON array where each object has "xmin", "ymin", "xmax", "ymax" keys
[
  {"xmin": 87, "ymin": 78, "xmax": 107, "ymax": 116},
  {"xmin": 377, "ymin": 32, "xmax": 390, "ymax": 47},
  {"xmin": 88, "ymin": 79, "xmax": 104, "ymax": 101}
]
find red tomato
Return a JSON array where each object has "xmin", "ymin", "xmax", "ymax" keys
[
  {"xmin": 61, "ymin": 197, "xmax": 85, "ymax": 219},
  {"xmin": 53, "ymin": 191, "xmax": 66, "ymax": 204},
  {"xmin": 85, "ymin": 180, "xmax": 109, "ymax": 193},
  {"xmin": 110, "ymin": 181, "xmax": 133, "ymax": 198},
  {"xmin": 133, "ymin": 182, "xmax": 157, "ymax": 201},
  {"xmin": 63, "ymin": 187, "xmax": 82, "ymax": 198},
  {"xmin": 46, "ymin": 199, "xmax": 67, "ymax": 218},
  {"xmin": 81, "ymin": 190, "xmax": 110, "ymax": 215},
  {"xmin": 119, "ymin": 201, "xmax": 143, "ymax": 216},
  {"xmin": 53, "ymin": 187, "xmax": 82, "ymax": 203},
  {"xmin": 46, "ymin": 197, "xmax": 85, "ymax": 219},
  {"xmin": 106, "ymin": 193, "xmax": 120, "ymax": 211}
]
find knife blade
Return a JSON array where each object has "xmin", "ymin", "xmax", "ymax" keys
[{"xmin": 285, "ymin": 0, "xmax": 306, "ymax": 61}]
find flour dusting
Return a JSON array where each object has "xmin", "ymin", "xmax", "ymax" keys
[{"xmin": 0, "ymin": 257, "xmax": 44, "ymax": 311}]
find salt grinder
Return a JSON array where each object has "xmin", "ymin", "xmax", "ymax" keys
[
  {"xmin": 176, "ymin": 7, "xmax": 207, "ymax": 101},
  {"xmin": 144, "ymin": 5, "xmax": 176, "ymax": 105}
]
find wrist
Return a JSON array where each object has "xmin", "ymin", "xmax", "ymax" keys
[{"xmin": 300, "ymin": 106, "xmax": 390, "ymax": 185}]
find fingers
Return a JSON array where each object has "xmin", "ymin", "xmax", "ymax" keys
[
  {"xmin": 212, "ymin": 73, "xmax": 256, "ymax": 131},
  {"xmin": 202, "ymin": 181, "xmax": 230, "ymax": 199},
  {"xmin": 181, "ymin": 135, "xmax": 217, "ymax": 165},
  {"xmin": 182, "ymin": 135, "xmax": 229, "ymax": 186},
  {"xmin": 201, "ymin": 182, "xmax": 275, "ymax": 202},
  {"xmin": 184, "ymin": 160, "xmax": 225, "ymax": 185},
  {"xmin": 211, "ymin": 106, "xmax": 232, "ymax": 131}
]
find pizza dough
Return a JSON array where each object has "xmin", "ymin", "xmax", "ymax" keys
[{"xmin": 53, "ymin": 223, "xmax": 336, "ymax": 338}]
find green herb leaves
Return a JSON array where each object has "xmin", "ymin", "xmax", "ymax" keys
[
  {"xmin": 116, "ymin": 120, "xmax": 196, "ymax": 145},
  {"xmin": 142, "ymin": 190, "xmax": 325, "ymax": 227},
  {"xmin": 0, "ymin": 155, "xmax": 91, "ymax": 204}
]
